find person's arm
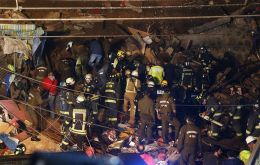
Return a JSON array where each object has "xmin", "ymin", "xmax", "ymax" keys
[
  {"xmin": 246, "ymin": 113, "xmax": 256, "ymax": 135},
  {"xmin": 170, "ymin": 98, "xmax": 176, "ymax": 114},
  {"xmin": 177, "ymin": 126, "xmax": 185, "ymax": 152}
]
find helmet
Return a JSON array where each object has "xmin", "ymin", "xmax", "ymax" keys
[
  {"xmin": 142, "ymin": 36, "xmax": 153, "ymax": 45},
  {"xmin": 14, "ymin": 144, "xmax": 26, "ymax": 155},
  {"xmin": 131, "ymin": 70, "xmax": 138, "ymax": 77},
  {"xmin": 161, "ymin": 80, "xmax": 168, "ymax": 86},
  {"xmin": 246, "ymin": 136, "xmax": 256, "ymax": 144},
  {"xmin": 7, "ymin": 64, "xmax": 15, "ymax": 72},
  {"xmin": 65, "ymin": 77, "xmax": 75, "ymax": 86},
  {"xmin": 147, "ymin": 81, "xmax": 155, "ymax": 88},
  {"xmin": 125, "ymin": 69, "xmax": 131, "ymax": 76},
  {"xmin": 117, "ymin": 50, "xmax": 125, "ymax": 58},
  {"xmin": 76, "ymin": 95, "xmax": 86, "ymax": 103},
  {"xmin": 85, "ymin": 74, "xmax": 92, "ymax": 81}
]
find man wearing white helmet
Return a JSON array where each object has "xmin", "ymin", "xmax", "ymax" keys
[
  {"xmin": 246, "ymin": 136, "xmax": 257, "ymax": 152},
  {"xmin": 123, "ymin": 70, "xmax": 141, "ymax": 126},
  {"xmin": 60, "ymin": 77, "xmax": 76, "ymax": 135},
  {"xmin": 61, "ymin": 95, "xmax": 88, "ymax": 151}
]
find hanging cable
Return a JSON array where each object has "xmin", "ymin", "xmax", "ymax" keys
[{"xmin": 0, "ymin": 14, "xmax": 259, "ymax": 22}]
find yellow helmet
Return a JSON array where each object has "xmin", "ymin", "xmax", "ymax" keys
[
  {"xmin": 117, "ymin": 50, "xmax": 125, "ymax": 58},
  {"xmin": 161, "ymin": 80, "xmax": 168, "ymax": 86}
]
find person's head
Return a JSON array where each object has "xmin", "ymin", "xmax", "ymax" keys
[
  {"xmin": 246, "ymin": 136, "xmax": 257, "ymax": 151},
  {"xmin": 117, "ymin": 50, "xmax": 125, "ymax": 60},
  {"xmin": 76, "ymin": 95, "xmax": 86, "ymax": 104},
  {"xmin": 131, "ymin": 70, "xmax": 139, "ymax": 78},
  {"xmin": 48, "ymin": 72, "xmax": 55, "ymax": 80},
  {"xmin": 137, "ymin": 144, "xmax": 145, "ymax": 154},
  {"xmin": 65, "ymin": 77, "xmax": 75, "ymax": 87},
  {"xmin": 186, "ymin": 116, "xmax": 195, "ymax": 124},
  {"xmin": 212, "ymin": 146, "xmax": 222, "ymax": 157},
  {"xmin": 85, "ymin": 74, "xmax": 92, "ymax": 83}
]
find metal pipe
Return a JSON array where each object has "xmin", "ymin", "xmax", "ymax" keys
[
  {"xmin": 0, "ymin": 14, "xmax": 259, "ymax": 21},
  {"xmin": 0, "ymin": 3, "xmax": 252, "ymax": 10}
]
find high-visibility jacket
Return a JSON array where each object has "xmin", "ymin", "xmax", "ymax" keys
[
  {"xmin": 148, "ymin": 65, "xmax": 164, "ymax": 84},
  {"xmin": 125, "ymin": 77, "xmax": 141, "ymax": 93}
]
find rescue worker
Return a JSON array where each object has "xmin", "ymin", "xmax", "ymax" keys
[
  {"xmin": 177, "ymin": 117, "xmax": 201, "ymax": 165},
  {"xmin": 111, "ymin": 50, "xmax": 128, "ymax": 74},
  {"xmin": 60, "ymin": 77, "xmax": 76, "ymax": 135},
  {"xmin": 148, "ymin": 64, "xmax": 164, "ymax": 85},
  {"xmin": 202, "ymin": 95, "xmax": 223, "ymax": 139},
  {"xmin": 229, "ymin": 86, "xmax": 243, "ymax": 138},
  {"xmin": 181, "ymin": 60, "xmax": 194, "ymax": 89},
  {"xmin": 104, "ymin": 74, "xmax": 120, "ymax": 128},
  {"xmin": 10, "ymin": 76, "xmax": 30, "ymax": 102},
  {"xmin": 60, "ymin": 95, "xmax": 88, "ymax": 151},
  {"xmin": 246, "ymin": 100, "xmax": 260, "ymax": 138},
  {"xmin": 138, "ymin": 91, "xmax": 155, "ymax": 141},
  {"xmin": 83, "ymin": 73, "xmax": 100, "ymax": 119},
  {"xmin": 123, "ymin": 70, "xmax": 141, "ymax": 126},
  {"xmin": 146, "ymin": 80, "xmax": 157, "ymax": 100},
  {"xmin": 34, "ymin": 66, "xmax": 48, "ymax": 81},
  {"xmin": 156, "ymin": 82, "xmax": 180, "ymax": 143},
  {"xmin": 27, "ymin": 83, "xmax": 43, "ymax": 132}
]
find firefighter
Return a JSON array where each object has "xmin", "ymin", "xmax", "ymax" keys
[
  {"xmin": 112, "ymin": 50, "xmax": 128, "ymax": 73},
  {"xmin": 27, "ymin": 83, "xmax": 43, "ymax": 131},
  {"xmin": 83, "ymin": 73, "xmax": 99, "ymax": 119},
  {"xmin": 246, "ymin": 101, "xmax": 260, "ymax": 138},
  {"xmin": 229, "ymin": 86, "xmax": 243, "ymax": 138},
  {"xmin": 123, "ymin": 70, "xmax": 141, "ymax": 126},
  {"xmin": 138, "ymin": 91, "xmax": 155, "ymax": 141},
  {"xmin": 202, "ymin": 95, "xmax": 223, "ymax": 139},
  {"xmin": 60, "ymin": 95, "xmax": 88, "ymax": 151},
  {"xmin": 181, "ymin": 60, "xmax": 194, "ymax": 89},
  {"xmin": 148, "ymin": 64, "xmax": 164, "ymax": 85},
  {"xmin": 146, "ymin": 80, "xmax": 157, "ymax": 100},
  {"xmin": 156, "ymin": 82, "xmax": 180, "ymax": 143},
  {"xmin": 177, "ymin": 117, "xmax": 201, "ymax": 165},
  {"xmin": 60, "ymin": 77, "xmax": 76, "ymax": 135},
  {"xmin": 104, "ymin": 74, "xmax": 120, "ymax": 128}
]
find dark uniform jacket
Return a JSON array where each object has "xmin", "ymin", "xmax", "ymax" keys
[
  {"xmin": 156, "ymin": 93, "xmax": 176, "ymax": 116},
  {"xmin": 177, "ymin": 123, "xmax": 201, "ymax": 154},
  {"xmin": 138, "ymin": 95, "xmax": 155, "ymax": 121},
  {"xmin": 104, "ymin": 81, "xmax": 119, "ymax": 104}
]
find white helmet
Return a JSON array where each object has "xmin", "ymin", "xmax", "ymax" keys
[
  {"xmin": 147, "ymin": 81, "xmax": 155, "ymax": 88},
  {"xmin": 246, "ymin": 136, "xmax": 256, "ymax": 144},
  {"xmin": 76, "ymin": 95, "xmax": 86, "ymax": 103},
  {"xmin": 131, "ymin": 70, "xmax": 138, "ymax": 77},
  {"xmin": 65, "ymin": 77, "xmax": 75, "ymax": 86},
  {"xmin": 85, "ymin": 74, "xmax": 92, "ymax": 80}
]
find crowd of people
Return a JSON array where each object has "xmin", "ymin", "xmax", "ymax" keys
[{"xmin": 0, "ymin": 32, "xmax": 259, "ymax": 164}]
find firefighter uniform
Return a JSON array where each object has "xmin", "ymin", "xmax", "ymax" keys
[
  {"xmin": 229, "ymin": 94, "xmax": 243, "ymax": 137},
  {"xmin": 148, "ymin": 65, "xmax": 164, "ymax": 85},
  {"xmin": 246, "ymin": 103, "xmax": 260, "ymax": 138},
  {"xmin": 104, "ymin": 78, "xmax": 120, "ymax": 127},
  {"xmin": 83, "ymin": 81, "xmax": 99, "ymax": 118},
  {"xmin": 123, "ymin": 74, "xmax": 141, "ymax": 125},
  {"xmin": 156, "ymin": 92, "xmax": 180, "ymax": 143},
  {"xmin": 177, "ymin": 119, "xmax": 201, "ymax": 165},
  {"xmin": 206, "ymin": 96, "xmax": 222, "ymax": 138},
  {"xmin": 27, "ymin": 86, "xmax": 43, "ymax": 130},
  {"xmin": 181, "ymin": 62, "xmax": 194, "ymax": 88},
  {"xmin": 61, "ymin": 98, "xmax": 88, "ymax": 151},
  {"xmin": 138, "ymin": 94, "xmax": 155, "ymax": 140}
]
